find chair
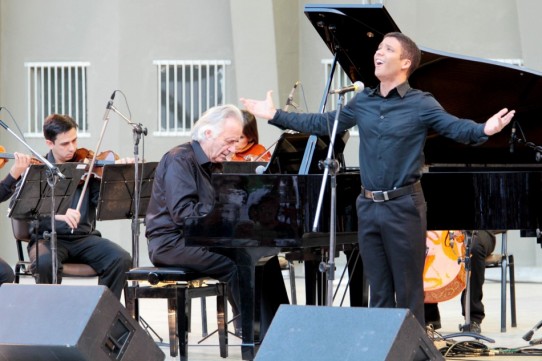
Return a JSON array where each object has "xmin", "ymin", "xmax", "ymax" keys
[
  {"xmin": 124, "ymin": 266, "xmax": 228, "ymax": 361},
  {"xmin": 485, "ymin": 231, "xmax": 517, "ymax": 332},
  {"xmin": 12, "ymin": 219, "xmax": 98, "ymax": 283}
]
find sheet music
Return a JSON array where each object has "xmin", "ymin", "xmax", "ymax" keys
[{"xmin": 96, "ymin": 162, "xmax": 158, "ymax": 221}]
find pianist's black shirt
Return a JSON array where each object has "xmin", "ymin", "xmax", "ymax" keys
[
  {"xmin": 145, "ymin": 141, "xmax": 219, "ymax": 239},
  {"xmin": 270, "ymin": 81, "xmax": 488, "ymax": 191}
]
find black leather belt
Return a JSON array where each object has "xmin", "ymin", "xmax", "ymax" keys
[{"xmin": 361, "ymin": 181, "xmax": 421, "ymax": 202}]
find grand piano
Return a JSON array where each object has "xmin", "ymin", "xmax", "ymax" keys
[
  {"xmin": 302, "ymin": 4, "xmax": 542, "ymax": 231},
  {"xmin": 185, "ymin": 4, "xmax": 542, "ymax": 360}
]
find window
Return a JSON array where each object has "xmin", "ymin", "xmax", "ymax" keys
[
  {"xmin": 25, "ymin": 62, "xmax": 90, "ymax": 137},
  {"xmin": 153, "ymin": 60, "xmax": 231, "ymax": 136},
  {"xmin": 322, "ymin": 59, "xmax": 359, "ymax": 135}
]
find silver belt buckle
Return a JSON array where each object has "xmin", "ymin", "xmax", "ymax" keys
[{"xmin": 371, "ymin": 190, "xmax": 388, "ymax": 202}]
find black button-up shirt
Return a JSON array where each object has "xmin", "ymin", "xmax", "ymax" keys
[
  {"xmin": 270, "ymin": 81, "xmax": 487, "ymax": 190},
  {"xmin": 145, "ymin": 141, "xmax": 220, "ymax": 239}
]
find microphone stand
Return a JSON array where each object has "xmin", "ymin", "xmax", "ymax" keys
[
  {"xmin": 312, "ymin": 94, "xmax": 344, "ymax": 307},
  {"xmin": 307, "ymin": 49, "xmax": 341, "ymax": 306},
  {"xmin": 109, "ymin": 104, "xmax": 147, "ymax": 268},
  {"xmin": 0, "ymin": 119, "xmax": 65, "ymax": 284}
]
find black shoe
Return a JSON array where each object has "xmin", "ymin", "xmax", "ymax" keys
[
  {"xmin": 426, "ymin": 320, "xmax": 442, "ymax": 330},
  {"xmin": 470, "ymin": 321, "xmax": 481, "ymax": 334}
]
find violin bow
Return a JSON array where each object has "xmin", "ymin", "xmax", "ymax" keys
[{"xmin": 75, "ymin": 103, "xmax": 113, "ymax": 213}]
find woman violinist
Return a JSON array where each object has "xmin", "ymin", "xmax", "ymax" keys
[
  {"xmin": 18, "ymin": 113, "xmax": 132, "ymax": 299},
  {"xmin": 0, "ymin": 150, "xmax": 33, "ymax": 202},
  {"xmin": 228, "ymin": 110, "xmax": 271, "ymax": 162}
]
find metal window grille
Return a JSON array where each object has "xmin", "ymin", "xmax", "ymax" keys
[
  {"xmin": 153, "ymin": 60, "xmax": 231, "ymax": 136},
  {"xmin": 25, "ymin": 62, "xmax": 89, "ymax": 136},
  {"xmin": 323, "ymin": 59, "xmax": 359, "ymax": 135}
]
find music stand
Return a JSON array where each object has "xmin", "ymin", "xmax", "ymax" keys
[
  {"xmin": 9, "ymin": 163, "xmax": 85, "ymax": 284},
  {"xmin": 9, "ymin": 163, "xmax": 84, "ymax": 220},
  {"xmin": 264, "ymin": 132, "xmax": 349, "ymax": 175},
  {"xmin": 96, "ymin": 162, "xmax": 158, "ymax": 267}
]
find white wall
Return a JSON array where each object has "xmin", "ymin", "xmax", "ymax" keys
[{"xmin": 1, "ymin": 0, "xmax": 541, "ymax": 268}]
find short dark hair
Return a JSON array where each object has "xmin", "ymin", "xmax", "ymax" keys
[
  {"xmin": 43, "ymin": 114, "xmax": 78, "ymax": 142},
  {"xmin": 384, "ymin": 32, "xmax": 421, "ymax": 76},
  {"xmin": 241, "ymin": 110, "xmax": 259, "ymax": 144}
]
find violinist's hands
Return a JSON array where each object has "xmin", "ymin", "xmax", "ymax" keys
[
  {"xmin": 240, "ymin": 91, "xmax": 277, "ymax": 120},
  {"xmin": 9, "ymin": 153, "xmax": 32, "ymax": 179},
  {"xmin": 484, "ymin": 108, "xmax": 515, "ymax": 136},
  {"xmin": 115, "ymin": 157, "xmax": 135, "ymax": 164},
  {"xmin": 56, "ymin": 208, "xmax": 81, "ymax": 229}
]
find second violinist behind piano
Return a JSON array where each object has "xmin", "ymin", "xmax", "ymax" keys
[
  {"xmin": 227, "ymin": 110, "xmax": 271, "ymax": 162},
  {"xmin": 241, "ymin": 32, "xmax": 515, "ymax": 327},
  {"xmin": 11, "ymin": 114, "xmax": 132, "ymax": 299}
]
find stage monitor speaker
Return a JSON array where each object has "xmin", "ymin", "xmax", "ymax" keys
[
  {"xmin": 255, "ymin": 305, "xmax": 443, "ymax": 361},
  {"xmin": 0, "ymin": 284, "xmax": 164, "ymax": 361}
]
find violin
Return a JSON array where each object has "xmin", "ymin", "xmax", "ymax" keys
[
  {"xmin": 0, "ymin": 145, "xmax": 42, "ymax": 169},
  {"xmin": 72, "ymin": 147, "xmax": 119, "ymax": 179},
  {"xmin": 73, "ymin": 147, "xmax": 122, "ymax": 213}
]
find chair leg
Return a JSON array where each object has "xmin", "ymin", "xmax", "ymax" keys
[
  {"xmin": 509, "ymin": 254, "xmax": 517, "ymax": 328},
  {"xmin": 287, "ymin": 260, "xmax": 297, "ymax": 305},
  {"xmin": 499, "ymin": 232, "xmax": 509, "ymax": 333},
  {"xmin": 167, "ymin": 297, "xmax": 179, "ymax": 357},
  {"xmin": 177, "ymin": 288, "xmax": 190, "ymax": 361},
  {"xmin": 216, "ymin": 283, "xmax": 229, "ymax": 358},
  {"xmin": 14, "ymin": 264, "xmax": 21, "ymax": 284},
  {"xmin": 124, "ymin": 287, "xmax": 138, "ymax": 320},
  {"xmin": 500, "ymin": 254, "xmax": 508, "ymax": 332},
  {"xmin": 201, "ymin": 297, "xmax": 208, "ymax": 337}
]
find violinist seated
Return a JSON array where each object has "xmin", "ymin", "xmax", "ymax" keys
[
  {"xmin": 0, "ymin": 152, "xmax": 32, "ymax": 286},
  {"xmin": 424, "ymin": 230, "xmax": 496, "ymax": 334},
  {"xmin": 9, "ymin": 113, "xmax": 132, "ymax": 299},
  {"xmin": 227, "ymin": 110, "xmax": 271, "ymax": 162}
]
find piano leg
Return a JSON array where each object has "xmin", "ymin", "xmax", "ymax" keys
[{"xmin": 229, "ymin": 247, "xmax": 283, "ymax": 361}]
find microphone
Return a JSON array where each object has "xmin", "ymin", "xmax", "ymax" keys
[
  {"xmin": 102, "ymin": 90, "xmax": 117, "ymax": 122},
  {"xmin": 509, "ymin": 122, "xmax": 516, "ymax": 153},
  {"xmin": 523, "ymin": 319, "xmax": 542, "ymax": 341},
  {"xmin": 283, "ymin": 81, "xmax": 300, "ymax": 111},
  {"xmin": 329, "ymin": 81, "xmax": 364, "ymax": 95},
  {"xmin": 107, "ymin": 90, "xmax": 116, "ymax": 109}
]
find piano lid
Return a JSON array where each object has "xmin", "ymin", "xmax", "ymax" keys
[{"xmin": 305, "ymin": 4, "xmax": 542, "ymax": 165}]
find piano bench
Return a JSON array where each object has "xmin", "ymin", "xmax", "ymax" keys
[{"xmin": 125, "ymin": 267, "xmax": 228, "ymax": 360}]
